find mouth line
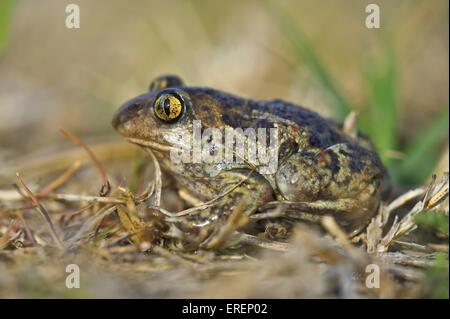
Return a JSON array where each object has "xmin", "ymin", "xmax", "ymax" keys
[{"xmin": 127, "ymin": 137, "xmax": 173, "ymax": 152}]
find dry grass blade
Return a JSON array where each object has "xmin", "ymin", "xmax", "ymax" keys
[
  {"xmin": 394, "ymin": 173, "xmax": 449, "ymax": 236},
  {"xmin": 375, "ymin": 173, "xmax": 449, "ymax": 252},
  {"xmin": 0, "ymin": 140, "xmax": 139, "ymax": 185},
  {"xmin": 67, "ymin": 204, "xmax": 118, "ymax": 245},
  {"xmin": 150, "ymin": 169, "xmax": 255, "ymax": 219},
  {"xmin": 202, "ymin": 202, "xmax": 249, "ymax": 250},
  {"xmin": 135, "ymin": 180, "xmax": 155, "ymax": 203},
  {"xmin": 0, "ymin": 220, "xmax": 17, "ymax": 249},
  {"xmin": 321, "ymin": 216, "xmax": 351, "ymax": 248},
  {"xmin": 387, "ymin": 188, "xmax": 426, "ymax": 212},
  {"xmin": 39, "ymin": 161, "xmax": 81, "ymax": 195},
  {"xmin": 238, "ymin": 233, "xmax": 290, "ymax": 252},
  {"xmin": 59, "ymin": 128, "xmax": 111, "ymax": 196},
  {"xmin": 116, "ymin": 207, "xmax": 150, "ymax": 251},
  {"xmin": 255, "ymin": 201, "xmax": 327, "ymax": 225},
  {"xmin": 48, "ymin": 193, "xmax": 125, "ymax": 204},
  {"xmin": 391, "ymin": 240, "xmax": 428, "ymax": 252},
  {"xmin": 321, "ymin": 216, "xmax": 368, "ymax": 265},
  {"xmin": 115, "ymin": 188, "xmax": 160, "ymax": 251},
  {"xmin": 426, "ymin": 243, "xmax": 449, "ymax": 253},
  {"xmin": 425, "ymin": 173, "xmax": 449, "ymax": 209},
  {"xmin": 0, "ymin": 191, "xmax": 126, "ymax": 204},
  {"xmin": 14, "ymin": 209, "xmax": 37, "ymax": 245},
  {"xmin": 376, "ymin": 252, "xmax": 435, "ymax": 268},
  {"xmin": 145, "ymin": 149, "xmax": 161, "ymax": 207},
  {"xmin": 249, "ymin": 206, "xmax": 284, "ymax": 220},
  {"xmin": 343, "ymin": 111, "xmax": 358, "ymax": 139},
  {"xmin": 0, "ymin": 189, "xmax": 28, "ymax": 201},
  {"xmin": 365, "ymin": 173, "xmax": 449, "ymax": 253},
  {"xmin": 59, "ymin": 203, "xmax": 94, "ymax": 227},
  {"xmin": 15, "ymin": 173, "xmax": 64, "ymax": 250},
  {"xmin": 365, "ymin": 204, "xmax": 389, "ymax": 253},
  {"xmin": 152, "ymin": 246, "xmax": 195, "ymax": 267}
]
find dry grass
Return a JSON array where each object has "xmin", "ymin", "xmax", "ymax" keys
[
  {"xmin": 0, "ymin": 132, "xmax": 447, "ymax": 298},
  {"xmin": 0, "ymin": 0, "xmax": 448, "ymax": 299}
]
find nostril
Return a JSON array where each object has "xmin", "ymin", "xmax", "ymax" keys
[{"xmin": 111, "ymin": 102, "xmax": 136, "ymax": 131}]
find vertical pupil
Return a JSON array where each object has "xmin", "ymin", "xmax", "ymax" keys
[{"xmin": 163, "ymin": 97, "xmax": 171, "ymax": 117}]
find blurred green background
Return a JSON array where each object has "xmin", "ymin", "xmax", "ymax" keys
[{"xmin": 0, "ymin": 0, "xmax": 448, "ymax": 187}]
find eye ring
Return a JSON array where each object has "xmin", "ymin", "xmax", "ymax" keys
[{"xmin": 153, "ymin": 90, "xmax": 186, "ymax": 123}]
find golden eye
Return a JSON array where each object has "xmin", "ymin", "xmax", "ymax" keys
[{"xmin": 154, "ymin": 93, "xmax": 184, "ymax": 123}]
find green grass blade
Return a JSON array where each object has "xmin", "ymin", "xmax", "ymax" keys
[
  {"xmin": 262, "ymin": 0, "xmax": 352, "ymax": 119},
  {"xmin": 362, "ymin": 41, "xmax": 398, "ymax": 162},
  {"xmin": 415, "ymin": 211, "xmax": 449, "ymax": 237},
  {"xmin": 423, "ymin": 253, "xmax": 449, "ymax": 299},
  {"xmin": 398, "ymin": 106, "xmax": 449, "ymax": 185},
  {"xmin": 0, "ymin": 0, "xmax": 15, "ymax": 58}
]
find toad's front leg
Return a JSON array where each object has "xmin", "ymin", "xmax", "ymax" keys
[
  {"xmin": 173, "ymin": 169, "xmax": 274, "ymax": 247},
  {"xmin": 191, "ymin": 168, "xmax": 275, "ymax": 223}
]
